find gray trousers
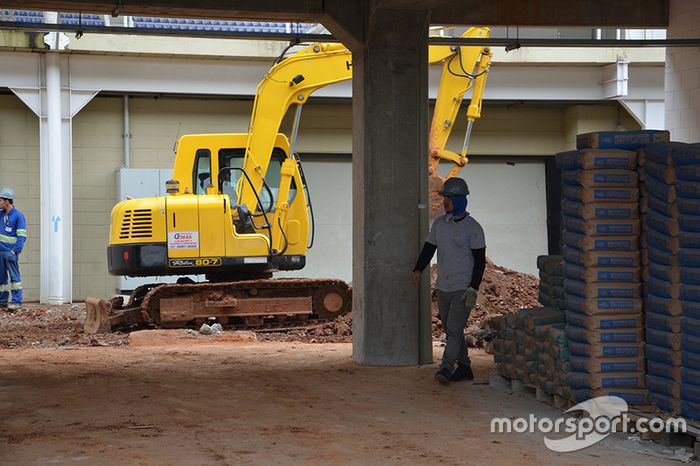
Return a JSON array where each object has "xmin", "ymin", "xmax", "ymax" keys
[{"xmin": 436, "ymin": 289, "xmax": 472, "ymax": 372}]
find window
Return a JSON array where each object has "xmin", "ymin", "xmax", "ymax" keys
[{"xmin": 193, "ymin": 149, "xmax": 211, "ymax": 195}]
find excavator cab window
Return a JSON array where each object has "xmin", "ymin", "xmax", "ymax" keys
[
  {"xmin": 218, "ymin": 148, "xmax": 290, "ymax": 212},
  {"xmin": 193, "ymin": 149, "xmax": 211, "ymax": 195}
]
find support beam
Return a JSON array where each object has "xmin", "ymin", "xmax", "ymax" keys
[
  {"xmin": 349, "ymin": 8, "xmax": 432, "ymax": 366},
  {"xmin": 6, "ymin": 0, "xmax": 669, "ymax": 27}
]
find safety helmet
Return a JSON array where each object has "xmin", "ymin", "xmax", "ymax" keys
[
  {"xmin": 438, "ymin": 177, "xmax": 469, "ymax": 196},
  {"xmin": 0, "ymin": 188, "xmax": 15, "ymax": 201}
]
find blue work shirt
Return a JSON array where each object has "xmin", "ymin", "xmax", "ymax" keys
[{"xmin": 0, "ymin": 207, "xmax": 27, "ymax": 254}]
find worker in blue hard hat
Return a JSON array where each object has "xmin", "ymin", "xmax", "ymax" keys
[
  {"xmin": 411, "ymin": 177, "xmax": 486, "ymax": 386},
  {"xmin": 0, "ymin": 188, "xmax": 27, "ymax": 311}
]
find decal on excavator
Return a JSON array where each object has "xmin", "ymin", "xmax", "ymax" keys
[
  {"xmin": 169, "ymin": 257, "xmax": 222, "ymax": 268},
  {"xmin": 168, "ymin": 231, "xmax": 199, "ymax": 249}
]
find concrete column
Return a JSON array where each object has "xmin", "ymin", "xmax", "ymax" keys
[
  {"xmin": 350, "ymin": 9, "xmax": 432, "ymax": 366},
  {"xmin": 665, "ymin": 0, "xmax": 700, "ymax": 142}
]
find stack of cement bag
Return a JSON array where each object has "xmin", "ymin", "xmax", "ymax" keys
[
  {"xmin": 492, "ymin": 307, "xmax": 566, "ymax": 389},
  {"xmin": 535, "ymin": 323, "xmax": 572, "ymax": 397},
  {"xmin": 638, "ymin": 142, "xmax": 684, "ymax": 413},
  {"xmin": 537, "ymin": 255, "xmax": 565, "ymax": 310},
  {"xmin": 671, "ymin": 144, "xmax": 700, "ymax": 421},
  {"xmin": 557, "ymin": 146, "xmax": 647, "ymax": 405}
]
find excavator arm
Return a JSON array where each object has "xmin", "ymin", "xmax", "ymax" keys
[{"xmin": 237, "ymin": 27, "xmax": 492, "ymax": 246}]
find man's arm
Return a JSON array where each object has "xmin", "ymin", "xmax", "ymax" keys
[
  {"xmin": 413, "ymin": 242, "xmax": 437, "ymax": 272},
  {"xmin": 469, "ymin": 247, "xmax": 486, "ymax": 290},
  {"xmin": 14, "ymin": 213, "xmax": 26, "ymax": 254}
]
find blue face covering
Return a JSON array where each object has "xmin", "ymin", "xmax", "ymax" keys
[{"xmin": 450, "ymin": 195, "xmax": 468, "ymax": 216}]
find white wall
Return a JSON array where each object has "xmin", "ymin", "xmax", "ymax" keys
[{"xmin": 666, "ymin": 0, "xmax": 700, "ymax": 142}]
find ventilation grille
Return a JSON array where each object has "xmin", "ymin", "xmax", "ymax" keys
[{"xmin": 119, "ymin": 209, "xmax": 153, "ymax": 239}]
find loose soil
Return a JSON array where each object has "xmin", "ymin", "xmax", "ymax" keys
[{"xmin": 0, "ymin": 341, "xmax": 678, "ymax": 465}]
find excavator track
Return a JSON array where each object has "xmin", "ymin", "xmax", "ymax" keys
[{"xmin": 84, "ymin": 278, "xmax": 352, "ymax": 333}]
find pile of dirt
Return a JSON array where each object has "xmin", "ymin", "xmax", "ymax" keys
[
  {"xmin": 259, "ymin": 258, "xmax": 540, "ymax": 344},
  {"xmin": 0, "ymin": 304, "xmax": 129, "ymax": 349}
]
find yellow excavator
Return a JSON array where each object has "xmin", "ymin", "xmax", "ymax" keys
[{"xmin": 84, "ymin": 27, "xmax": 492, "ymax": 333}]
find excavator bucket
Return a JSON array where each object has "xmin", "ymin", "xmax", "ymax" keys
[{"xmin": 84, "ymin": 297, "xmax": 113, "ymax": 333}]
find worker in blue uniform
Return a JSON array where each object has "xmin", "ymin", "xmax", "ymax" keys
[{"xmin": 0, "ymin": 188, "xmax": 27, "ymax": 311}]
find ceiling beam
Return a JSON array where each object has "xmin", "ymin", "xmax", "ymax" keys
[{"xmin": 1, "ymin": 0, "xmax": 670, "ymax": 27}]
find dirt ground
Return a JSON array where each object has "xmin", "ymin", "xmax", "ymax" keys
[{"xmin": 0, "ymin": 337, "xmax": 683, "ymax": 465}]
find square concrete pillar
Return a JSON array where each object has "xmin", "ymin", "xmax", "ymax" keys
[{"xmin": 350, "ymin": 9, "xmax": 432, "ymax": 366}]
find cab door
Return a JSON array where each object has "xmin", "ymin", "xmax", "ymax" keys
[{"xmin": 198, "ymin": 195, "xmax": 227, "ymax": 257}]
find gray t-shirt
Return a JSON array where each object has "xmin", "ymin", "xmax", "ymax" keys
[{"xmin": 427, "ymin": 213, "xmax": 486, "ymax": 292}]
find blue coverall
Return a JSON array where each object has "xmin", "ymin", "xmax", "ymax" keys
[{"xmin": 0, "ymin": 206, "xmax": 27, "ymax": 306}]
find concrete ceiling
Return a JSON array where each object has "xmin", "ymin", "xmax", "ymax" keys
[{"xmin": 1, "ymin": 0, "xmax": 670, "ymax": 27}]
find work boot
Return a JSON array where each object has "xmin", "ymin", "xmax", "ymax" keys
[
  {"xmin": 451, "ymin": 364, "xmax": 474, "ymax": 381},
  {"xmin": 7, "ymin": 304, "xmax": 20, "ymax": 312},
  {"xmin": 434, "ymin": 368, "xmax": 452, "ymax": 386}
]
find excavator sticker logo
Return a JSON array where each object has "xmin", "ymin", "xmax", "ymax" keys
[
  {"xmin": 169, "ymin": 257, "xmax": 222, "ymax": 268},
  {"xmin": 168, "ymin": 231, "xmax": 199, "ymax": 249}
]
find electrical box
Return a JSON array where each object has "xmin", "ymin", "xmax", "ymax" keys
[{"xmin": 116, "ymin": 168, "xmax": 204, "ymax": 293}]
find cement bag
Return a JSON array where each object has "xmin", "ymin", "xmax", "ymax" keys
[
  {"xmin": 678, "ymin": 197, "xmax": 700, "ymax": 215},
  {"xmin": 570, "ymin": 356, "xmax": 645, "ymax": 374},
  {"xmin": 647, "ymin": 194, "xmax": 679, "ymax": 219},
  {"xmin": 645, "ymin": 176, "xmax": 677, "ymax": 203},
  {"xmin": 685, "ymin": 301, "xmax": 700, "ymax": 321},
  {"xmin": 646, "ymin": 375, "xmax": 680, "ymax": 398},
  {"xmin": 641, "ymin": 247, "xmax": 648, "ymax": 266},
  {"xmin": 567, "ymin": 340, "xmax": 644, "ymax": 358},
  {"xmin": 677, "ymin": 180, "xmax": 700, "ymax": 199},
  {"xmin": 576, "ymin": 130, "xmax": 669, "ymax": 151},
  {"xmin": 556, "ymin": 149, "xmax": 637, "ymax": 169},
  {"xmin": 565, "ymin": 294, "xmax": 642, "ymax": 315},
  {"xmin": 555, "ymin": 297, "xmax": 567, "ymax": 310},
  {"xmin": 523, "ymin": 307, "xmax": 565, "ymax": 329},
  {"xmin": 682, "ymin": 317, "xmax": 700, "ymax": 338},
  {"xmin": 539, "ymin": 281, "xmax": 553, "ymax": 298},
  {"xmin": 536, "ymin": 255, "xmax": 563, "ymax": 275},
  {"xmin": 680, "ymin": 231, "xmax": 700, "ymax": 248},
  {"xmin": 647, "ymin": 343, "xmax": 682, "ymax": 366},
  {"xmin": 647, "ymin": 360, "xmax": 681, "ymax": 381},
  {"xmin": 646, "ymin": 311, "xmax": 682, "ymax": 333},
  {"xmin": 683, "ymin": 367, "xmax": 700, "ymax": 386},
  {"xmin": 564, "ymin": 279, "xmax": 641, "ymax": 299},
  {"xmin": 649, "ymin": 263, "xmax": 681, "ymax": 283},
  {"xmin": 645, "ymin": 159, "xmax": 676, "ymax": 184},
  {"xmin": 572, "ymin": 388, "xmax": 648, "ymax": 405},
  {"xmin": 561, "ymin": 199, "xmax": 638, "ymax": 220},
  {"xmin": 676, "ymin": 164, "xmax": 700, "ymax": 182},
  {"xmin": 539, "ymin": 270, "xmax": 564, "ymax": 286},
  {"xmin": 681, "ymin": 267, "xmax": 700, "ymax": 285},
  {"xmin": 680, "ymin": 214, "xmax": 700, "ymax": 232},
  {"xmin": 649, "ymin": 392, "xmax": 680, "ymax": 413},
  {"xmin": 496, "ymin": 362, "xmax": 515, "ymax": 378},
  {"xmin": 566, "ymin": 371, "xmax": 645, "ymax": 389},
  {"xmin": 564, "ymin": 263, "xmax": 640, "ymax": 283},
  {"xmin": 641, "ymin": 142, "xmax": 683, "ymax": 164},
  {"xmin": 680, "ymin": 249, "xmax": 700, "ymax": 268},
  {"xmin": 494, "ymin": 352, "xmax": 514, "ymax": 364},
  {"xmin": 681, "ymin": 383, "xmax": 700, "ymax": 405},
  {"xmin": 647, "ymin": 227, "xmax": 680, "ymax": 253},
  {"xmin": 682, "ymin": 349, "xmax": 700, "ymax": 371},
  {"xmin": 538, "ymin": 291, "xmax": 556, "ymax": 308},
  {"xmin": 562, "ymin": 246, "xmax": 639, "ymax": 268},
  {"xmin": 562, "ymin": 169, "xmax": 638, "ymax": 188},
  {"xmin": 645, "ymin": 328, "xmax": 682, "ymax": 350},
  {"xmin": 680, "ymin": 283, "xmax": 700, "ymax": 302},
  {"xmin": 564, "ymin": 216, "xmax": 640, "ymax": 236},
  {"xmin": 671, "ymin": 142, "xmax": 700, "ymax": 165},
  {"xmin": 565, "ymin": 310, "xmax": 642, "ymax": 329},
  {"xmin": 647, "ymin": 211, "xmax": 680, "ymax": 237},
  {"xmin": 648, "ymin": 245, "xmax": 679, "ymax": 267},
  {"xmin": 645, "ymin": 293, "xmax": 682, "ymax": 316},
  {"xmin": 681, "ymin": 400, "xmax": 700, "ymax": 420},
  {"xmin": 563, "ymin": 184, "xmax": 639, "ymax": 203},
  {"xmin": 564, "ymin": 231, "xmax": 638, "ymax": 251},
  {"xmin": 566, "ymin": 324, "xmax": 644, "ymax": 344},
  {"xmin": 640, "ymin": 194, "xmax": 648, "ymax": 214},
  {"xmin": 647, "ymin": 276, "xmax": 681, "ymax": 299},
  {"xmin": 683, "ymin": 334, "xmax": 700, "ymax": 355}
]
